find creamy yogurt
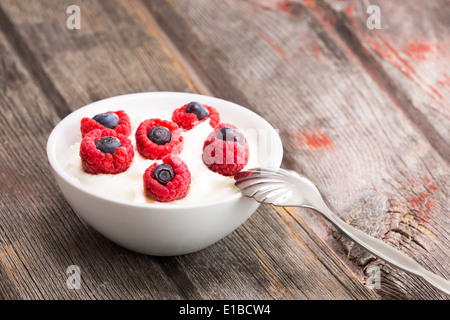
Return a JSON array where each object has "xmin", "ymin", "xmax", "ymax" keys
[{"xmin": 62, "ymin": 109, "xmax": 258, "ymax": 205}]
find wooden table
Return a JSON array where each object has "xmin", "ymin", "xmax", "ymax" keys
[{"xmin": 0, "ymin": 0, "xmax": 448, "ymax": 300}]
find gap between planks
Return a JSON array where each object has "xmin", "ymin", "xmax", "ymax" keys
[
  {"xmin": 0, "ymin": 0, "xmax": 379, "ymax": 299},
  {"xmin": 0, "ymin": 6, "xmax": 71, "ymax": 119},
  {"xmin": 275, "ymin": 206, "xmax": 379, "ymax": 298},
  {"xmin": 130, "ymin": 0, "xmax": 214, "ymax": 97},
  {"xmin": 310, "ymin": 2, "xmax": 450, "ymax": 165}
]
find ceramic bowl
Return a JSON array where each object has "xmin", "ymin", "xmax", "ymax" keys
[{"xmin": 47, "ymin": 92, "xmax": 283, "ymax": 256}]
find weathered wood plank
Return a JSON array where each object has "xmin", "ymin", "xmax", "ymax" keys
[
  {"xmin": 324, "ymin": 0, "xmax": 450, "ymax": 163},
  {"xmin": 0, "ymin": 0, "xmax": 376, "ymax": 299},
  {"xmin": 145, "ymin": 0, "xmax": 450, "ymax": 299},
  {"xmin": 0, "ymin": 25, "xmax": 187, "ymax": 299},
  {"xmin": 306, "ymin": 0, "xmax": 450, "ymax": 299}
]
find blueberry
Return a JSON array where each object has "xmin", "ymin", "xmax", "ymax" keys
[
  {"xmin": 153, "ymin": 163, "xmax": 175, "ymax": 185},
  {"xmin": 93, "ymin": 112, "xmax": 120, "ymax": 129},
  {"xmin": 95, "ymin": 136, "xmax": 122, "ymax": 154},
  {"xmin": 185, "ymin": 101, "xmax": 209, "ymax": 120},
  {"xmin": 148, "ymin": 126, "xmax": 172, "ymax": 145},
  {"xmin": 217, "ymin": 127, "xmax": 245, "ymax": 145}
]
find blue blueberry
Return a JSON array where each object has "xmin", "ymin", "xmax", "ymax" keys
[
  {"xmin": 186, "ymin": 101, "xmax": 209, "ymax": 120},
  {"xmin": 95, "ymin": 136, "xmax": 122, "ymax": 154},
  {"xmin": 93, "ymin": 112, "xmax": 120, "ymax": 129},
  {"xmin": 217, "ymin": 127, "xmax": 245, "ymax": 145},
  {"xmin": 148, "ymin": 126, "xmax": 172, "ymax": 145},
  {"xmin": 153, "ymin": 163, "xmax": 175, "ymax": 185}
]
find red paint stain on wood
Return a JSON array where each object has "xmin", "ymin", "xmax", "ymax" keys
[
  {"xmin": 328, "ymin": 15, "xmax": 335, "ymax": 25},
  {"xmin": 366, "ymin": 36, "xmax": 444, "ymax": 101},
  {"xmin": 379, "ymin": 37, "xmax": 444, "ymax": 100},
  {"xmin": 294, "ymin": 131, "xmax": 335, "ymax": 150},
  {"xmin": 429, "ymin": 85, "xmax": 444, "ymax": 99},
  {"xmin": 405, "ymin": 178, "xmax": 441, "ymax": 224},
  {"xmin": 403, "ymin": 42, "xmax": 433, "ymax": 60},
  {"xmin": 409, "ymin": 178, "xmax": 421, "ymax": 186},
  {"xmin": 310, "ymin": 46, "xmax": 327, "ymax": 61},
  {"xmin": 344, "ymin": 1, "xmax": 356, "ymax": 16},
  {"xmin": 379, "ymin": 35, "xmax": 417, "ymax": 76},
  {"xmin": 366, "ymin": 38, "xmax": 407, "ymax": 74},
  {"xmin": 252, "ymin": 0, "xmax": 296, "ymax": 16},
  {"xmin": 437, "ymin": 74, "xmax": 450, "ymax": 88},
  {"xmin": 304, "ymin": 0, "xmax": 316, "ymax": 9},
  {"xmin": 276, "ymin": 0, "xmax": 294, "ymax": 13}
]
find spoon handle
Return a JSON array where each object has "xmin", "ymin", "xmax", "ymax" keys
[{"xmin": 312, "ymin": 200, "xmax": 450, "ymax": 296}]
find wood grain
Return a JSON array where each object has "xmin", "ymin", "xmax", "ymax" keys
[
  {"xmin": 324, "ymin": 0, "xmax": 450, "ymax": 163},
  {"xmin": 0, "ymin": 0, "xmax": 378, "ymax": 300},
  {"xmin": 145, "ymin": 0, "xmax": 449, "ymax": 299}
]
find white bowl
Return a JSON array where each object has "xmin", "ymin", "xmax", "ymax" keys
[{"xmin": 47, "ymin": 92, "xmax": 283, "ymax": 256}]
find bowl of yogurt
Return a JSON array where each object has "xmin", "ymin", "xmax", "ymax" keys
[{"xmin": 47, "ymin": 92, "xmax": 283, "ymax": 255}]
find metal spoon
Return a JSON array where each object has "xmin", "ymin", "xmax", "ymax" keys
[{"xmin": 234, "ymin": 167, "xmax": 450, "ymax": 296}]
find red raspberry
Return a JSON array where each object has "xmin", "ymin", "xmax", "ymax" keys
[
  {"xmin": 135, "ymin": 119, "xmax": 184, "ymax": 160},
  {"xmin": 172, "ymin": 103, "xmax": 220, "ymax": 130},
  {"xmin": 80, "ymin": 129, "xmax": 134, "ymax": 174},
  {"xmin": 80, "ymin": 110, "xmax": 131, "ymax": 138},
  {"xmin": 143, "ymin": 155, "xmax": 191, "ymax": 202},
  {"xmin": 202, "ymin": 123, "xmax": 249, "ymax": 176}
]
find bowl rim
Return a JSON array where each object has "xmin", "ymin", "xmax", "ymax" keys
[{"xmin": 46, "ymin": 91, "xmax": 283, "ymax": 210}]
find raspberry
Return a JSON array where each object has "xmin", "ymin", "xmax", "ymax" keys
[
  {"xmin": 80, "ymin": 110, "xmax": 131, "ymax": 138},
  {"xmin": 172, "ymin": 102, "xmax": 220, "ymax": 130},
  {"xmin": 80, "ymin": 129, "xmax": 134, "ymax": 174},
  {"xmin": 135, "ymin": 119, "xmax": 184, "ymax": 160},
  {"xmin": 202, "ymin": 123, "xmax": 249, "ymax": 176},
  {"xmin": 143, "ymin": 155, "xmax": 191, "ymax": 202}
]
